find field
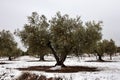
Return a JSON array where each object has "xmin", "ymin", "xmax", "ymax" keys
[{"xmin": 0, "ymin": 54, "xmax": 120, "ymax": 80}]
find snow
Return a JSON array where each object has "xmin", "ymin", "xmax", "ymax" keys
[
  {"xmin": 0, "ymin": 55, "xmax": 120, "ymax": 80},
  {"xmin": 50, "ymin": 66, "xmax": 61, "ymax": 70},
  {"xmin": 0, "ymin": 68, "xmax": 22, "ymax": 80},
  {"xmin": 15, "ymin": 56, "xmax": 39, "ymax": 61}
]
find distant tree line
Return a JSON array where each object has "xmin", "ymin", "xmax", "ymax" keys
[{"xmin": 0, "ymin": 12, "xmax": 119, "ymax": 66}]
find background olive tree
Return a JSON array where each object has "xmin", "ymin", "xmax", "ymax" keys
[
  {"xmin": 83, "ymin": 21, "xmax": 102, "ymax": 57},
  {"xmin": 0, "ymin": 30, "xmax": 19, "ymax": 60},
  {"xmin": 95, "ymin": 40, "xmax": 108, "ymax": 61},
  {"xmin": 16, "ymin": 12, "xmax": 49, "ymax": 61},
  {"xmin": 105, "ymin": 39, "xmax": 116, "ymax": 60}
]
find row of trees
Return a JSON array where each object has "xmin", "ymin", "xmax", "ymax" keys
[
  {"xmin": 0, "ymin": 12, "xmax": 118, "ymax": 66},
  {"xmin": 15, "ymin": 12, "xmax": 117, "ymax": 66}
]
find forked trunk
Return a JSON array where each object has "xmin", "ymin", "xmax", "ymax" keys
[
  {"xmin": 48, "ymin": 41, "xmax": 60, "ymax": 62},
  {"xmin": 47, "ymin": 41, "xmax": 67, "ymax": 67},
  {"xmin": 55, "ymin": 61, "xmax": 66, "ymax": 67},
  {"xmin": 55, "ymin": 52, "xmax": 68, "ymax": 67}
]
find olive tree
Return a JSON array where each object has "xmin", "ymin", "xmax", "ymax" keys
[
  {"xmin": 16, "ymin": 12, "xmax": 49, "ymax": 61},
  {"xmin": 73, "ymin": 21, "xmax": 102, "ymax": 58},
  {"xmin": 48, "ymin": 12, "xmax": 103, "ymax": 66},
  {"xmin": 95, "ymin": 39, "xmax": 109, "ymax": 61},
  {"xmin": 105, "ymin": 39, "xmax": 116, "ymax": 60},
  {"xmin": 48, "ymin": 12, "xmax": 83, "ymax": 67},
  {"xmin": 0, "ymin": 30, "xmax": 19, "ymax": 60},
  {"xmin": 84, "ymin": 21, "xmax": 102, "ymax": 57}
]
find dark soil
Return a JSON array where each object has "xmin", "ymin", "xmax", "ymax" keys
[
  {"xmin": 85, "ymin": 60, "xmax": 116, "ymax": 62},
  {"xmin": 17, "ymin": 66, "xmax": 99, "ymax": 73},
  {"xmin": 27, "ymin": 60, "xmax": 55, "ymax": 62},
  {"xmin": 17, "ymin": 72, "xmax": 63, "ymax": 80},
  {"xmin": 0, "ymin": 62, "xmax": 9, "ymax": 65}
]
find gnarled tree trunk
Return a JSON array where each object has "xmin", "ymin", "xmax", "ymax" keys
[{"xmin": 47, "ymin": 41, "xmax": 66, "ymax": 67}]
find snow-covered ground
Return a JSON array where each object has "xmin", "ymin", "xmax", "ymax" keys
[{"xmin": 0, "ymin": 55, "xmax": 120, "ymax": 80}]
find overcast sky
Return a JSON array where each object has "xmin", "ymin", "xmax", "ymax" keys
[{"xmin": 0, "ymin": 0, "xmax": 120, "ymax": 47}]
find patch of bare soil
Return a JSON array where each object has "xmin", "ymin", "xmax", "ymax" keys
[
  {"xmin": 27, "ymin": 60, "xmax": 55, "ymax": 62},
  {"xmin": 0, "ymin": 62, "xmax": 9, "ymax": 65},
  {"xmin": 85, "ymin": 60, "xmax": 116, "ymax": 62},
  {"xmin": 17, "ymin": 66, "xmax": 99, "ymax": 73},
  {"xmin": 17, "ymin": 72, "xmax": 62, "ymax": 80}
]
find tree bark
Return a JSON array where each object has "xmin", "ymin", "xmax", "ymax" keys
[
  {"xmin": 54, "ymin": 52, "xmax": 67, "ymax": 67},
  {"xmin": 47, "ymin": 41, "xmax": 61, "ymax": 64},
  {"xmin": 110, "ymin": 54, "xmax": 112, "ymax": 60},
  {"xmin": 97, "ymin": 54, "xmax": 104, "ymax": 61},
  {"xmin": 55, "ymin": 61, "xmax": 66, "ymax": 67},
  {"xmin": 98, "ymin": 56, "xmax": 102, "ymax": 61},
  {"xmin": 95, "ymin": 54, "xmax": 98, "ymax": 59},
  {"xmin": 57, "ymin": 52, "xmax": 68, "ymax": 67},
  {"xmin": 47, "ymin": 41, "xmax": 59, "ymax": 62},
  {"xmin": 8, "ymin": 56, "xmax": 12, "ymax": 61},
  {"xmin": 47, "ymin": 41, "xmax": 67, "ymax": 67},
  {"xmin": 39, "ymin": 54, "xmax": 45, "ymax": 61}
]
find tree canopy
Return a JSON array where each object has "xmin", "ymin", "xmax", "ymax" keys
[
  {"xmin": 15, "ymin": 12, "xmax": 50, "ymax": 61},
  {"xmin": 0, "ymin": 30, "xmax": 19, "ymax": 60}
]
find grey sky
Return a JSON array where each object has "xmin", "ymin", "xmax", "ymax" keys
[{"xmin": 0, "ymin": 0, "xmax": 120, "ymax": 47}]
